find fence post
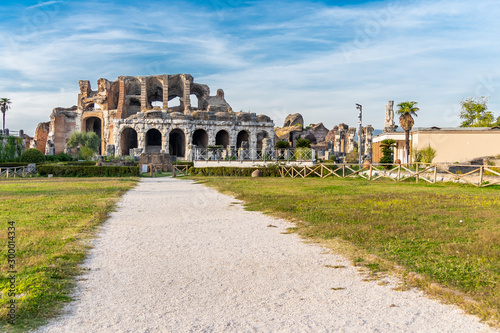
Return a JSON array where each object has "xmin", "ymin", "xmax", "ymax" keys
[
  {"xmin": 433, "ymin": 164, "xmax": 437, "ymax": 183},
  {"xmin": 416, "ymin": 163, "xmax": 419, "ymax": 183},
  {"xmin": 479, "ymin": 166, "xmax": 484, "ymax": 187}
]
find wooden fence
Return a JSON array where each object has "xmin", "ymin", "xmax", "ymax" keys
[
  {"xmin": 280, "ymin": 163, "xmax": 500, "ymax": 187},
  {"xmin": 0, "ymin": 166, "xmax": 36, "ymax": 179},
  {"xmin": 172, "ymin": 165, "xmax": 190, "ymax": 177}
]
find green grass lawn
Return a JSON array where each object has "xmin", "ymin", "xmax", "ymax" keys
[
  {"xmin": 198, "ymin": 176, "xmax": 500, "ymax": 325},
  {"xmin": 0, "ymin": 177, "xmax": 138, "ymax": 332}
]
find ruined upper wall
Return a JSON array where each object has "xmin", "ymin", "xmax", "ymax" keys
[{"xmin": 77, "ymin": 74, "xmax": 233, "ymax": 119}]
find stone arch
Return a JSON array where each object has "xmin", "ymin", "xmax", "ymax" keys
[
  {"xmin": 147, "ymin": 77, "xmax": 163, "ymax": 109},
  {"xmin": 84, "ymin": 116, "xmax": 103, "ymax": 154},
  {"xmin": 120, "ymin": 127, "xmax": 138, "ymax": 155},
  {"xmin": 236, "ymin": 130, "xmax": 249, "ymax": 148},
  {"xmin": 192, "ymin": 129, "xmax": 208, "ymax": 148},
  {"xmin": 215, "ymin": 130, "xmax": 229, "ymax": 148},
  {"xmin": 169, "ymin": 128, "xmax": 185, "ymax": 157},
  {"xmin": 146, "ymin": 128, "xmax": 162, "ymax": 153}
]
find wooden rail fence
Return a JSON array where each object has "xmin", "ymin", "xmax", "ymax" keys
[
  {"xmin": 172, "ymin": 165, "xmax": 190, "ymax": 177},
  {"xmin": 280, "ymin": 163, "xmax": 500, "ymax": 187},
  {"xmin": 0, "ymin": 166, "xmax": 36, "ymax": 179}
]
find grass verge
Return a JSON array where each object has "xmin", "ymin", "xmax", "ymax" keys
[
  {"xmin": 197, "ymin": 176, "xmax": 500, "ymax": 326},
  {"xmin": 0, "ymin": 177, "xmax": 138, "ymax": 332}
]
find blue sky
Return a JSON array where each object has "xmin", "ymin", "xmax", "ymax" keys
[{"xmin": 1, "ymin": 0, "xmax": 499, "ymax": 136}]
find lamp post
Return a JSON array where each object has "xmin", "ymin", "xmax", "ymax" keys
[{"xmin": 355, "ymin": 103, "xmax": 362, "ymax": 165}]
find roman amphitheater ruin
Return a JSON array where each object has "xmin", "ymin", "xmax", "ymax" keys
[{"xmin": 34, "ymin": 74, "xmax": 275, "ymax": 160}]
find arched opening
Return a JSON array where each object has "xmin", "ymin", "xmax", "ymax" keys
[
  {"xmin": 257, "ymin": 131, "xmax": 268, "ymax": 150},
  {"xmin": 108, "ymin": 81, "xmax": 120, "ymax": 110},
  {"xmin": 151, "ymin": 101, "xmax": 163, "ymax": 108},
  {"xmin": 84, "ymin": 103, "xmax": 101, "ymax": 111},
  {"xmin": 147, "ymin": 77, "xmax": 163, "ymax": 109},
  {"xmin": 127, "ymin": 97, "xmax": 141, "ymax": 117},
  {"xmin": 192, "ymin": 129, "xmax": 208, "ymax": 148},
  {"xmin": 237, "ymin": 130, "xmax": 249, "ymax": 148},
  {"xmin": 120, "ymin": 128, "xmax": 138, "ymax": 155},
  {"xmin": 169, "ymin": 129, "xmax": 185, "ymax": 157},
  {"xmin": 169, "ymin": 96, "xmax": 181, "ymax": 108},
  {"xmin": 215, "ymin": 130, "xmax": 229, "ymax": 148},
  {"xmin": 146, "ymin": 128, "xmax": 162, "ymax": 153},
  {"xmin": 190, "ymin": 94, "xmax": 199, "ymax": 109},
  {"xmin": 85, "ymin": 117, "xmax": 102, "ymax": 154}
]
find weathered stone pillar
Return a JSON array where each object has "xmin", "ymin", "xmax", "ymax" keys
[
  {"xmin": 163, "ymin": 74, "xmax": 169, "ymax": 109},
  {"xmin": 348, "ymin": 127, "xmax": 356, "ymax": 153},
  {"xmin": 116, "ymin": 80, "xmax": 125, "ymax": 119},
  {"xmin": 364, "ymin": 125, "xmax": 374, "ymax": 158},
  {"xmin": 183, "ymin": 76, "xmax": 191, "ymax": 114},
  {"xmin": 137, "ymin": 131, "xmax": 146, "ymax": 152},
  {"xmin": 140, "ymin": 77, "xmax": 147, "ymax": 111},
  {"xmin": 161, "ymin": 130, "xmax": 169, "ymax": 154},
  {"xmin": 333, "ymin": 129, "xmax": 341, "ymax": 154}
]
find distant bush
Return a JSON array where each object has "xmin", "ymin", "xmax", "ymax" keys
[
  {"xmin": 190, "ymin": 165, "xmax": 281, "ymax": 177},
  {"xmin": 44, "ymin": 153, "xmax": 74, "ymax": 162},
  {"xmin": 19, "ymin": 148, "xmax": 45, "ymax": 163},
  {"xmin": 38, "ymin": 165, "xmax": 139, "ymax": 177},
  {"xmin": 275, "ymin": 140, "xmax": 290, "ymax": 149}
]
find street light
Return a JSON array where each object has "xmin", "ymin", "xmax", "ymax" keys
[{"xmin": 355, "ymin": 103, "xmax": 362, "ymax": 165}]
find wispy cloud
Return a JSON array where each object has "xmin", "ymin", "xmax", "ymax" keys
[{"xmin": 26, "ymin": 1, "xmax": 64, "ymax": 10}]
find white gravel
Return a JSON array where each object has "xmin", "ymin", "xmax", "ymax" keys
[{"xmin": 35, "ymin": 177, "xmax": 496, "ymax": 333}]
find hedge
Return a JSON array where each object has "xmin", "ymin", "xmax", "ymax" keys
[
  {"xmin": 38, "ymin": 165, "xmax": 140, "ymax": 177},
  {"xmin": 190, "ymin": 166, "xmax": 281, "ymax": 177}
]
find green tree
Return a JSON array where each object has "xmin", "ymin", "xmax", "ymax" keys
[
  {"xmin": 459, "ymin": 97, "xmax": 494, "ymax": 127},
  {"xmin": 379, "ymin": 139, "xmax": 396, "ymax": 164},
  {"xmin": 396, "ymin": 101, "xmax": 419, "ymax": 163},
  {"xmin": 19, "ymin": 148, "xmax": 46, "ymax": 163},
  {"xmin": 295, "ymin": 138, "xmax": 311, "ymax": 148},
  {"xmin": 0, "ymin": 98, "xmax": 12, "ymax": 131},
  {"xmin": 67, "ymin": 131, "xmax": 101, "ymax": 160}
]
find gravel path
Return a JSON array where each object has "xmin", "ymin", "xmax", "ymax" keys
[{"xmin": 35, "ymin": 177, "xmax": 496, "ymax": 333}]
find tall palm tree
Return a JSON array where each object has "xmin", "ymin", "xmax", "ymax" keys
[
  {"xmin": 396, "ymin": 101, "xmax": 419, "ymax": 163},
  {"xmin": 0, "ymin": 98, "xmax": 12, "ymax": 132}
]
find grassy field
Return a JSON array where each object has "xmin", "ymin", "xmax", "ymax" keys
[
  {"xmin": 198, "ymin": 176, "xmax": 500, "ymax": 325},
  {"xmin": 0, "ymin": 177, "xmax": 138, "ymax": 332}
]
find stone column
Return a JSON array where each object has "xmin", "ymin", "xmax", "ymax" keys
[
  {"xmin": 182, "ymin": 75, "xmax": 191, "ymax": 114},
  {"xmin": 116, "ymin": 80, "xmax": 125, "ymax": 119},
  {"xmin": 161, "ymin": 129, "xmax": 169, "ymax": 154},
  {"xmin": 364, "ymin": 125, "xmax": 374, "ymax": 158},
  {"xmin": 140, "ymin": 77, "xmax": 147, "ymax": 111},
  {"xmin": 347, "ymin": 127, "xmax": 356, "ymax": 153},
  {"xmin": 163, "ymin": 74, "xmax": 169, "ymax": 109},
  {"xmin": 137, "ymin": 131, "xmax": 146, "ymax": 152},
  {"xmin": 333, "ymin": 129, "xmax": 341, "ymax": 154}
]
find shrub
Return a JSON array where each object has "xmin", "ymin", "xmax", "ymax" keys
[
  {"xmin": 295, "ymin": 138, "xmax": 311, "ymax": 148},
  {"xmin": 44, "ymin": 153, "xmax": 74, "ymax": 162},
  {"xmin": 19, "ymin": 148, "xmax": 45, "ymax": 163},
  {"xmin": 413, "ymin": 146, "xmax": 437, "ymax": 163},
  {"xmin": 37, "ymin": 165, "xmax": 139, "ymax": 177},
  {"xmin": 191, "ymin": 165, "xmax": 281, "ymax": 177},
  {"xmin": 275, "ymin": 140, "xmax": 290, "ymax": 149}
]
